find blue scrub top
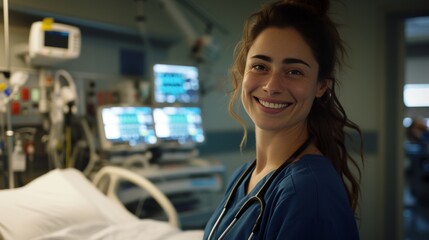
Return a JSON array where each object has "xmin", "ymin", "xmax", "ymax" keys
[{"xmin": 203, "ymin": 155, "xmax": 360, "ymax": 240}]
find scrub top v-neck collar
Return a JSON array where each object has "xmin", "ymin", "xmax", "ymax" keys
[{"xmin": 237, "ymin": 163, "xmax": 276, "ymax": 198}]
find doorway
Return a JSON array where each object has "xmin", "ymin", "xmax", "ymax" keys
[
  {"xmin": 383, "ymin": 8, "xmax": 429, "ymax": 240},
  {"xmin": 402, "ymin": 16, "xmax": 429, "ymax": 240}
]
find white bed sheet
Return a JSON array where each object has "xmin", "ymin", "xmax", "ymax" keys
[
  {"xmin": 33, "ymin": 220, "xmax": 203, "ymax": 240},
  {"xmin": 0, "ymin": 168, "xmax": 203, "ymax": 240}
]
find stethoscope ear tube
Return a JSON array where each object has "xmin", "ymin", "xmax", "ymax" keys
[
  {"xmin": 222, "ymin": 196, "xmax": 265, "ymax": 239},
  {"xmin": 207, "ymin": 207, "xmax": 226, "ymax": 240},
  {"xmin": 249, "ymin": 197, "xmax": 264, "ymax": 234},
  {"xmin": 218, "ymin": 218, "xmax": 237, "ymax": 240},
  {"xmin": 209, "ymin": 135, "xmax": 313, "ymax": 240}
]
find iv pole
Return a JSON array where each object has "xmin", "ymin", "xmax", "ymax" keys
[{"xmin": 2, "ymin": 0, "xmax": 15, "ymax": 189}]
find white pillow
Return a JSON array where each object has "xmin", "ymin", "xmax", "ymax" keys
[{"xmin": 0, "ymin": 168, "xmax": 137, "ymax": 240}]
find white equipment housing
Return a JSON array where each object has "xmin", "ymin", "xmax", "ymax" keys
[{"xmin": 28, "ymin": 21, "xmax": 81, "ymax": 66}]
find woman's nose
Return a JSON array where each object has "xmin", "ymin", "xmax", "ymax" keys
[{"xmin": 262, "ymin": 72, "xmax": 283, "ymax": 95}]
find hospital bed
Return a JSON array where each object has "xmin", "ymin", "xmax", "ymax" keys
[{"xmin": 0, "ymin": 166, "xmax": 204, "ymax": 240}]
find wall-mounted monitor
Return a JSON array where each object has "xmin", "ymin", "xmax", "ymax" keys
[
  {"xmin": 97, "ymin": 105, "xmax": 157, "ymax": 151},
  {"xmin": 28, "ymin": 21, "xmax": 81, "ymax": 66},
  {"xmin": 152, "ymin": 64, "xmax": 199, "ymax": 104},
  {"xmin": 153, "ymin": 107, "xmax": 205, "ymax": 146}
]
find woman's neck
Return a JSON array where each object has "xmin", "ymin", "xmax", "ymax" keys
[
  {"xmin": 246, "ymin": 127, "xmax": 319, "ymax": 194},
  {"xmin": 254, "ymin": 126, "xmax": 309, "ymax": 173}
]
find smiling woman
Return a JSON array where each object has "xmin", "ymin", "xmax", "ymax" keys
[
  {"xmin": 242, "ymin": 27, "xmax": 327, "ymax": 141},
  {"xmin": 203, "ymin": 0, "xmax": 364, "ymax": 239}
]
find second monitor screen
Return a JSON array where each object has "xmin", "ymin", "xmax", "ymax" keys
[{"xmin": 153, "ymin": 107, "xmax": 205, "ymax": 144}]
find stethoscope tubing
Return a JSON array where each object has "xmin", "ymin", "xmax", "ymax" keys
[
  {"xmin": 207, "ymin": 162, "xmax": 254, "ymax": 239},
  {"xmin": 218, "ymin": 196, "xmax": 264, "ymax": 240},
  {"xmin": 208, "ymin": 135, "xmax": 313, "ymax": 240}
]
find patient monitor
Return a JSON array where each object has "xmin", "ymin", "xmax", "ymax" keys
[
  {"xmin": 152, "ymin": 64, "xmax": 199, "ymax": 104},
  {"xmin": 97, "ymin": 105, "xmax": 157, "ymax": 152},
  {"xmin": 28, "ymin": 20, "xmax": 81, "ymax": 66},
  {"xmin": 152, "ymin": 106, "xmax": 205, "ymax": 154}
]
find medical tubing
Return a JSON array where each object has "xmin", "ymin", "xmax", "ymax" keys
[
  {"xmin": 65, "ymin": 125, "xmax": 72, "ymax": 167},
  {"xmin": 47, "ymin": 120, "xmax": 63, "ymax": 168},
  {"xmin": 65, "ymin": 103, "xmax": 74, "ymax": 168},
  {"xmin": 134, "ymin": 197, "xmax": 145, "ymax": 217},
  {"xmin": 47, "ymin": 69, "xmax": 77, "ymax": 169},
  {"xmin": 54, "ymin": 69, "xmax": 77, "ymax": 105},
  {"xmin": 80, "ymin": 118, "xmax": 99, "ymax": 176},
  {"xmin": 47, "ymin": 73, "xmax": 63, "ymax": 168},
  {"xmin": 70, "ymin": 140, "xmax": 84, "ymax": 168},
  {"xmin": 38, "ymin": 69, "xmax": 48, "ymax": 113}
]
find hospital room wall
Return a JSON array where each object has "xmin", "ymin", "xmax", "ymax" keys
[{"xmin": 0, "ymin": 0, "xmax": 428, "ymax": 239}]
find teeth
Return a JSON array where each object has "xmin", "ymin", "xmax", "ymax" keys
[{"xmin": 259, "ymin": 99, "xmax": 288, "ymax": 109}]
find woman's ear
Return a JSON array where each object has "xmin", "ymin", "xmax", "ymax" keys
[{"xmin": 316, "ymin": 78, "xmax": 333, "ymax": 98}]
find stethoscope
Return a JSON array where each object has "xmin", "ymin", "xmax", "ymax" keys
[{"xmin": 207, "ymin": 135, "xmax": 313, "ymax": 240}]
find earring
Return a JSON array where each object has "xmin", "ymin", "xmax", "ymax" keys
[{"xmin": 320, "ymin": 89, "xmax": 332, "ymax": 104}]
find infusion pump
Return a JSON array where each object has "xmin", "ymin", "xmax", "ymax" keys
[{"xmin": 28, "ymin": 21, "xmax": 81, "ymax": 66}]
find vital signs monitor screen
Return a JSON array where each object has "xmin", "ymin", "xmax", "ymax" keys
[
  {"xmin": 153, "ymin": 64, "xmax": 199, "ymax": 104},
  {"xmin": 98, "ymin": 106, "xmax": 157, "ymax": 150},
  {"xmin": 153, "ymin": 107, "xmax": 205, "ymax": 144},
  {"xmin": 45, "ymin": 31, "xmax": 69, "ymax": 49}
]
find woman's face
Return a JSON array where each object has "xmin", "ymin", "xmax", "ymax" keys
[{"xmin": 242, "ymin": 27, "xmax": 328, "ymax": 133}]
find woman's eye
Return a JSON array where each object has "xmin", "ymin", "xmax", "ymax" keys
[
  {"xmin": 287, "ymin": 69, "xmax": 303, "ymax": 76},
  {"xmin": 251, "ymin": 64, "xmax": 267, "ymax": 71}
]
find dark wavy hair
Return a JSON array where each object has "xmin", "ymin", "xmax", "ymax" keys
[{"xmin": 228, "ymin": 0, "xmax": 364, "ymax": 213}]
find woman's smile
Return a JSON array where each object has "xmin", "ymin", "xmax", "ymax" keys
[{"xmin": 255, "ymin": 97, "xmax": 292, "ymax": 114}]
